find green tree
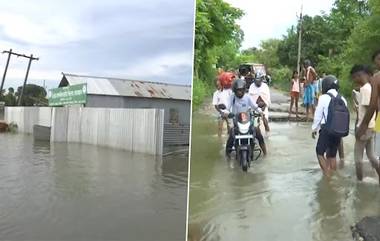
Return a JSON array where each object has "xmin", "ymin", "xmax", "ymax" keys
[
  {"xmin": 4, "ymin": 87, "xmax": 16, "ymax": 106},
  {"xmin": 15, "ymin": 84, "xmax": 47, "ymax": 106},
  {"xmin": 345, "ymin": 0, "xmax": 380, "ymax": 65},
  {"xmin": 194, "ymin": 0, "xmax": 243, "ymax": 80},
  {"xmin": 193, "ymin": 0, "xmax": 244, "ymax": 109}
]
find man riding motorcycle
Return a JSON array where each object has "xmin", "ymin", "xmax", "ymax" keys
[{"xmin": 224, "ymin": 78, "xmax": 268, "ymax": 158}]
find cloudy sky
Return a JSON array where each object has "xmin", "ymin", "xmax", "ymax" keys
[
  {"xmin": 226, "ymin": 0, "xmax": 335, "ymax": 49},
  {"xmin": 0, "ymin": 0, "xmax": 195, "ymax": 90}
]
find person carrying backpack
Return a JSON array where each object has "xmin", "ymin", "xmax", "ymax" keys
[{"xmin": 311, "ymin": 75, "xmax": 350, "ymax": 176}]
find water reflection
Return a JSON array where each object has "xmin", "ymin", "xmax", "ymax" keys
[
  {"xmin": 0, "ymin": 133, "xmax": 188, "ymax": 241},
  {"xmin": 189, "ymin": 113, "xmax": 380, "ymax": 241}
]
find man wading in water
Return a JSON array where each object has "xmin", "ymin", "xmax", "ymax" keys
[
  {"xmin": 350, "ymin": 64, "xmax": 380, "ymax": 183},
  {"xmin": 212, "ymin": 79, "xmax": 232, "ymax": 137},
  {"xmin": 312, "ymin": 76, "xmax": 349, "ymax": 176},
  {"xmin": 355, "ymin": 49, "xmax": 380, "ymax": 184},
  {"xmin": 357, "ymin": 49, "xmax": 380, "ymax": 138}
]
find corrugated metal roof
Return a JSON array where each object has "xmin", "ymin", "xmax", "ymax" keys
[{"xmin": 60, "ymin": 73, "xmax": 191, "ymax": 101}]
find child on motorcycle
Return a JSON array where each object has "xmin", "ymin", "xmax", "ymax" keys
[{"xmin": 224, "ymin": 78, "xmax": 267, "ymax": 158}]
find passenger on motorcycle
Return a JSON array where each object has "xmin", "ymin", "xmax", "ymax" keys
[
  {"xmin": 224, "ymin": 78, "xmax": 268, "ymax": 158},
  {"xmin": 249, "ymin": 73, "xmax": 271, "ymax": 132}
]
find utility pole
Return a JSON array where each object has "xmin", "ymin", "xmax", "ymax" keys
[
  {"xmin": 0, "ymin": 49, "xmax": 12, "ymax": 95},
  {"xmin": 17, "ymin": 54, "xmax": 39, "ymax": 106},
  {"xmin": 0, "ymin": 50, "xmax": 39, "ymax": 105},
  {"xmin": 296, "ymin": 4, "xmax": 303, "ymax": 75}
]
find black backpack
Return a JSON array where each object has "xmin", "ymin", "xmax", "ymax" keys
[{"xmin": 324, "ymin": 93, "xmax": 350, "ymax": 137}]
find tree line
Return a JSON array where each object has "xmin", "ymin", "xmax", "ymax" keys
[
  {"xmin": 193, "ymin": 0, "xmax": 380, "ymax": 108},
  {"xmin": 0, "ymin": 84, "xmax": 48, "ymax": 106}
]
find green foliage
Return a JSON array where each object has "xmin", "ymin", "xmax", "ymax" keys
[
  {"xmin": 192, "ymin": 79, "xmax": 210, "ymax": 109},
  {"xmin": 345, "ymin": 0, "xmax": 380, "ymax": 65},
  {"xmin": 15, "ymin": 84, "xmax": 48, "ymax": 106},
  {"xmin": 268, "ymin": 0, "xmax": 372, "ymax": 97},
  {"xmin": 193, "ymin": 0, "xmax": 244, "ymax": 109},
  {"xmin": 193, "ymin": 0, "xmax": 378, "ymax": 105},
  {"xmin": 254, "ymin": 39, "xmax": 281, "ymax": 68},
  {"xmin": 271, "ymin": 67, "xmax": 293, "ymax": 91}
]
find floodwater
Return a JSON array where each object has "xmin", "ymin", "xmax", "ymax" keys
[
  {"xmin": 189, "ymin": 113, "xmax": 380, "ymax": 241},
  {"xmin": 0, "ymin": 134, "xmax": 188, "ymax": 241}
]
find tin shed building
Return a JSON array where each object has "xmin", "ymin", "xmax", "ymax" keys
[{"xmin": 58, "ymin": 73, "xmax": 191, "ymax": 145}]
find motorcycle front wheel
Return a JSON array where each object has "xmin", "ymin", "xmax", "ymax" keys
[{"xmin": 241, "ymin": 150, "xmax": 248, "ymax": 172}]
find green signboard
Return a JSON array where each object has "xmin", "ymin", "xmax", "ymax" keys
[{"xmin": 48, "ymin": 83, "xmax": 87, "ymax": 106}]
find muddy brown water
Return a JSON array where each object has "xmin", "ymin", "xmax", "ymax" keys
[
  {"xmin": 189, "ymin": 113, "xmax": 380, "ymax": 241},
  {"xmin": 0, "ymin": 133, "xmax": 188, "ymax": 241}
]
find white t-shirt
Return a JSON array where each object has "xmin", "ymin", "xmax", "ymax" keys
[
  {"xmin": 312, "ymin": 89, "xmax": 347, "ymax": 131},
  {"xmin": 357, "ymin": 83, "xmax": 376, "ymax": 128},
  {"xmin": 248, "ymin": 82, "xmax": 271, "ymax": 117},
  {"xmin": 249, "ymin": 83, "xmax": 271, "ymax": 105},
  {"xmin": 212, "ymin": 88, "xmax": 232, "ymax": 113}
]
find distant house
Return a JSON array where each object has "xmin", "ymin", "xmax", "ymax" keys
[{"xmin": 58, "ymin": 73, "xmax": 191, "ymax": 145}]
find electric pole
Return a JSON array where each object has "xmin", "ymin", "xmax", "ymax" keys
[
  {"xmin": 1, "ymin": 50, "xmax": 39, "ymax": 105},
  {"xmin": 0, "ymin": 49, "xmax": 12, "ymax": 95},
  {"xmin": 297, "ymin": 4, "xmax": 303, "ymax": 75},
  {"xmin": 17, "ymin": 54, "xmax": 39, "ymax": 106}
]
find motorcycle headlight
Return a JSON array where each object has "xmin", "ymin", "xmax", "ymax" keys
[{"xmin": 237, "ymin": 122, "xmax": 250, "ymax": 134}]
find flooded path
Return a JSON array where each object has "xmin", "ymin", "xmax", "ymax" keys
[
  {"xmin": 0, "ymin": 134, "xmax": 188, "ymax": 240},
  {"xmin": 189, "ymin": 110, "xmax": 380, "ymax": 241}
]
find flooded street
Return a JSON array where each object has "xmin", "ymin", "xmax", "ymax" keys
[
  {"xmin": 0, "ymin": 134, "xmax": 188, "ymax": 241},
  {"xmin": 189, "ymin": 113, "xmax": 380, "ymax": 241}
]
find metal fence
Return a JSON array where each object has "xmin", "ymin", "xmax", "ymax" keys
[{"xmin": 4, "ymin": 107, "xmax": 164, "ymax": 155}]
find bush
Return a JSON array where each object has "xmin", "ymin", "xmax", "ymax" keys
[
  {"xmin": 192, "ymin": 79, "xmax": 210, "ymax": 111},
  {"xmin": 271, "ymin": 67, "xmax": 292, "ymax": 91}
]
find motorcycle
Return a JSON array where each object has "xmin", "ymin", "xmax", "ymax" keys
[{"xmin": 226, "ymin": 110, "xmax": 262, "ymax": 172}]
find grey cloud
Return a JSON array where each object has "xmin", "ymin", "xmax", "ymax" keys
[{"xmin": 0, "ymin": 0, "xmax": 195, "ymax": 88}]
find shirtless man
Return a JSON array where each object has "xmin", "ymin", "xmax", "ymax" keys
[{"xmin": 303, "ymin": 60, "xmax": 318, "ymax": 121}]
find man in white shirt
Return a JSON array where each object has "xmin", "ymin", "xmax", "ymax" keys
[
  {"xmin": 350, "ymin": 64, "xmax": 380, "ymax": 183},
  {"xmin": 312, "ymin": 76, "xmax": 347, "ymax": 176},
  {"xmin": 212, "ymin": 79, "xmax": 233, "ymax": 137},
  {"xmin": 249, "ymin": 74, "xmax": 271, "ymax": 132}
]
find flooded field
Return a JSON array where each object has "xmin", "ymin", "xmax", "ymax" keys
[{"xmin": 0, "ymin": 134, "xmax": 188, "ymax": 241}]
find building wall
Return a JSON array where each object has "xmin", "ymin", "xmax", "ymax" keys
[{"xmin": 86, "ymin": 95, "xmax": 191, "ymax": 124}]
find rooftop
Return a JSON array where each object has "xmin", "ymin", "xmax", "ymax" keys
[{"xmin": 59, "ymin": 73, "xmax": 191, "ymax": 101}]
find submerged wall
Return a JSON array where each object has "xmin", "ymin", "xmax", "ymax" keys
[
  {"xmin": 4, "ymin": 107, "xmax": 164, "ymax": 155},
  {"xmin": 4, "ymin": 107, "xmax": 52, "ymax": 134}
]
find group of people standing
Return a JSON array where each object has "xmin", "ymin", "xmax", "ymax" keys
[
  {"xmin": 289, "ymin": 60, "xmax": 325, "ymax": 121},
  {"xmin": 211, "ymin": 50, "xmax": 380, "ymax": 184},
  {"xmin": 307, "ymin": 51, "xmax": 380, "ymax": 183}
]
